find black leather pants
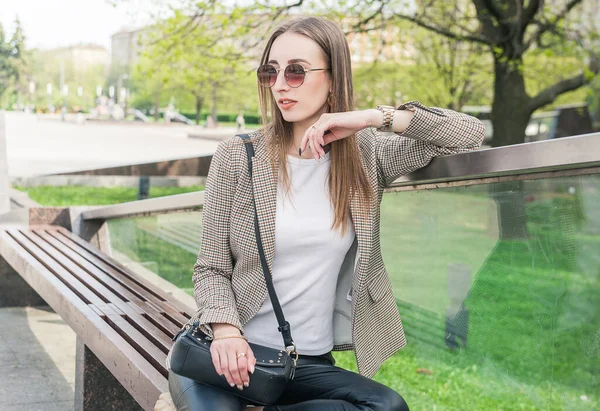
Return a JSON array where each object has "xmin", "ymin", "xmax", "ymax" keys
[{"xmin": 168, "ymin": 353, "xmax": 409, "ymax": 411}]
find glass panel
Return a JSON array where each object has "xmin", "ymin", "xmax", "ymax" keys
[
  {"xmin": 374, "ymin": 174, "xmax": 600, "ymax": 409},
  {"xmin": 106, "ymin": 211, "xmax": 202, "ymax": 296},
  {"xmin": 104, "ymin": 173, "xmax": 600, "ymax": 409}
]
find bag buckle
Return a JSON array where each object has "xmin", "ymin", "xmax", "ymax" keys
[{"xmin": 286, "ymin": 343, "xmax": 298, "ymax": 379}]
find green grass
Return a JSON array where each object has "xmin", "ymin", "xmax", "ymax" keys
[
  {"xmin": 107, "ymin": 215, "xmax": 200, "ymax": 296},
  {"xmin": 13, "ymin": 185, "xmax": 205, "ymax": 206}
]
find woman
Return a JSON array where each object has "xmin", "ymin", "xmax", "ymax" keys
[{"xmin": 167, "ymin": 16, "xmax": 485, "ymax": 411}]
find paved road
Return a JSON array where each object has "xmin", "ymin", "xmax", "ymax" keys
[{"xmin": 4, "ymin": 112, "xmax": 234, "ymax": 177}]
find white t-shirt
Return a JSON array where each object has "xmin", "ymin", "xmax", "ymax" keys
[{"xmin": 242, "ymin": 151, "xmax": 356, "ymax": 355}]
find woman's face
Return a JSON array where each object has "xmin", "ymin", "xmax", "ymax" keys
[{"xmin": 267, "ymin": 32, "xmax": 331, "ymax": 125}]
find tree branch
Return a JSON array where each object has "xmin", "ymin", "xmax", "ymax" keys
[
  {"xmin": 272, "ymin": 0, "xmax": 304, "ymax": 20},
  {"xmin": 524, "ymin": 0, "xmax": 582, "ymax": 50},
  {"xmin": 521, "ymin": 0, "xmax": 542, "ymax": 26},
  {"xmin": 350, "ymin": 4, "xmax": 385, "ymax": 32},
  {"xmin": 471, "ymin": 0, "xmax": 513, "ymax": 45},
  {"xmin": 528, "ymin": 72, "xmax": 588, "ymax": 111},
  {"xmin": 392, "ymin": 12, "xmax": 491, "ymax": 45},
  {"xmin": 480, "ymin": 0, "xmax": 506, "ymax": 21}
]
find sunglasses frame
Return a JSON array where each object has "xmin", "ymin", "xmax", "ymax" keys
[{"xmin": 257, "ymin": 63, "xmax": 329, "ymax": 88}]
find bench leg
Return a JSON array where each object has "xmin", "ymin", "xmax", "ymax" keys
[
  {"xmin": 74, "ymin": 337, "xmax": 144, "ymax": 411},
  {"xmin": 0, "ymin": 256, "xmax": 47, "ymax": 307}
]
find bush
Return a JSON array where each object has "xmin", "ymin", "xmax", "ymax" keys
[{"xmin": 180, "ymin": 112, "xmax": 261, "ymax": 124}]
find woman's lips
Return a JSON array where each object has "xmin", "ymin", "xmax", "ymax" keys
[
  {"xmin": 278, "ymin": 99, "xmax": 297, "ymax": 110},
  {"xmin": 280, "ymin": 101, "xmax": 297, "ymax": 110}
]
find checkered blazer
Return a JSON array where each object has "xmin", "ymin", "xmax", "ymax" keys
[{"xmin": 187, "ymin": 101, "xmax": 485, "ymax": 378}]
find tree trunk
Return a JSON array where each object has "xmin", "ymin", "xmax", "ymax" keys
[
  {"xmin": 195, "ymin": 95, "xmax": 204, "ymax": 125},
  {"xmin": 490, "ymin": 58, "xmax": 531, "ymax": 239},
  {"xmin": 491, "ymin": 58, "xmax": 531, "ymax": 148},
  {"xmin": 154, "ymin": 95, "xmax": 160, "ymax": 121},
  {"xmin": 211, "ymin": 82, "xmax": 218, "ymax": 125}
]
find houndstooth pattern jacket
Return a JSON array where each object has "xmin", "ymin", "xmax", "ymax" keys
[{"xmin": 185, "ymin": 101, "xmax": 485, "ymax": 378}]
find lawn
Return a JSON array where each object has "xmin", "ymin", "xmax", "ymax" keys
[
  {"xmin": 18, "ymin": 177, "xmax": 600, "ymax": 410},
  {"xmin": 14, "ymin": 185, "xmax": 205, "ymax": 206}
]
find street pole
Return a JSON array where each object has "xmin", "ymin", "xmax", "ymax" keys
[{"xmin": 0, "ymin": 110, "xmax": 11, "ymax": 214}]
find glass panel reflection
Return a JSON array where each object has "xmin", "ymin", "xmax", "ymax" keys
[
  {"xmin": 106, "ymin": 211, "xmax": 202, "ymax": 296},
  {"xmin": 376, "ymin": 174, "xmax": 599, "ymax": 410}
]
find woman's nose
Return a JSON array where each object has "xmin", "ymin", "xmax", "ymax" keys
[{"xmin": 273, "ymin": 69, "xmax": 289, "ymax": 91}]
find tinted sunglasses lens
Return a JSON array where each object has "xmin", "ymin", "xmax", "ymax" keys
[
  {"xmin": 285, "ymin": 64, "xmax": 305, "ymax": 88},
  {"xmin": 257, "ymin": 65, "xmax": 276, "ymax": 87}
]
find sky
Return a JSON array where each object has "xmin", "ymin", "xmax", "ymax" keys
[{"xmin": 0, "ymin": 0, "xmax": 158, "ymax": 51}]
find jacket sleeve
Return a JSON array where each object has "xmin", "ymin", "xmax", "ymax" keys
[
  {"xmin": 192, "ymin": 139, "xmax": 242, "ymax": 336},
  {"xmin": 374, "ymin": 101, "xmax": 485, "ymax": 187}
]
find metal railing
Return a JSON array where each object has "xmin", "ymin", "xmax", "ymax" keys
[{"xmin": 81, "ymin": 132, "xmax": 600, "ymax": 221}]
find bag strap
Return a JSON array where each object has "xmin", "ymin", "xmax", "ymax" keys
[{"xmin": 237, "ymin": 134, "xmax": 296, "ymax": 353}]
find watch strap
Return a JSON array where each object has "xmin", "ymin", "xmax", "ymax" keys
[{"xmin": 376, "ymin": 105, "xmax": 395, "ymax": 132}]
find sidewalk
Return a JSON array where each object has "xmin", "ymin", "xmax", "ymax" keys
[
  {"xmin": 187, "ymin": 126, "xmax": 259, "ymax": 141},
  {"xmin": 0, "ymin": 306, "xmax": 76, "ymax": 411}
]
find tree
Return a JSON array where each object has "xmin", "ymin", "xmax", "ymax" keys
[
  {"xmin": 21, "ymin": 47, "xmax": 108, "ymax": 110},
  {"xmin": 407, "ymin": 27, "xmax": 493, "ymax": 110},
  {"xmin": 391, "ymin": 0, "xmax": 598, "ymax": 147},
  {"xmin": 131, "ymin": 2, "xmax": 261, "ymax": 125},
  {"xmin": 0, "ymin": 19, "xmax": 26, "ymax": 103},
  {"xmin": 131, "ymin": 53, "xmax": 173, "ymax": 121}
]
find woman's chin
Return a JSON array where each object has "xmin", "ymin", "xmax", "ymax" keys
[{"xmin": 281, "ymin": 111, "xmax": 310, "ymax": 124}]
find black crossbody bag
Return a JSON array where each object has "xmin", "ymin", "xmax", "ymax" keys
[{"xmin": 169, "ymin": 134, "xmax": 298, "ymax": 405}]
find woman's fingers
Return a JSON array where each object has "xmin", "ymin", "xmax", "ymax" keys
[
  {"xmin": 237, "ymin": 354, "xmax": 250, "ymax": 387},
  {"xmin": 315, "ymin": 123, "xmax": 327, "ymax": 150},
  {"xmin": 246, "ymin": 347, "xmax": 257, "ymax": 375},
  {"xmin": 227, "ymin": 350, "xmax": 244, "ymax": 389},
  {"xmin": 300, "ymin": 127, "xmax": 311, "ymax": 153},
  {"xmin": 216, "ymin": 347, "xmax": 235, "ymax": 387},
  {"xmin": 211, "ymin": 340, "xmax": 255, "ymax": 390},
  {"xmin": 308, "ymin": 126, "xmax": 323, "ymax": 159}
]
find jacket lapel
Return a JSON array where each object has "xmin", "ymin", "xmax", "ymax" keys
[
  {"xmin": 249, "ymin": 135, "xmax": 278, "ymax": 275},
  {"xmin": 349, "ymin": 187, "xmax": 373, "ymax": 289}
]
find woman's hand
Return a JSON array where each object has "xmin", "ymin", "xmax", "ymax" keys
[
  {"xmin": 210, "ymin": 327, "xmax": 257, "ymax": 391},
  {"xmin": 301, "ymin": 109, "xmax": 382, "ymax": 159}
]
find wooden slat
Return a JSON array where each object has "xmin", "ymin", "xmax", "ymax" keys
[
  {"xmin": 54, "ymin": 226, "xmax": 195, "ymax": 317},
  {"xmin": 50, "ymin": 227, "xmax": 195, "ymax": 319},
  {"xmin": 102, "ymin": 307, "xmax": 168, "ymax": 378},
  {"xmin": 88, "ymin": 304, "xmax": 106, "ymax": 318},
  {"xmin": 28, "ymin": 230, "xmax": 175, "ymax": 353},
  {"xmin": 36, "ymin": 230, "xmax": 179, "ymax": 341},
  {"xmin": 48, "ymin": 232, "xmax": 190, "ymax": 333},
  {"xmin": 0, "ymin": 229, "xmax": 166, "ymax": 411},
  {"xmin": 46, "ymin": 228, "xmax": 192, "ymax": 327},
  {"xmin": 16, "ymin": 229, "xmax": 170, "ymax": 372},
  {"xmin": 12, "ymin": 230, "xmax": 109, "ymax": 308}
]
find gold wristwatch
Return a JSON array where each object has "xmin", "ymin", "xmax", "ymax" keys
[{"xmin": 376, "ymin": 105, "xmax": 395, "ymax": 132}]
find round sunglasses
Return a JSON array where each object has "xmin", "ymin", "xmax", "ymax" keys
[{"xmin": 257, "ymin": 63, "xmax": 329, "ymax": 88}]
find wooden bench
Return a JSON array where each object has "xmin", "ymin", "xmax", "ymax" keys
[{"xmin": 0, "ymin": 225, "xmax": 195, "ymax": 410}]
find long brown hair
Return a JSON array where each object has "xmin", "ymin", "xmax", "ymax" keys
[{"xmin": 257, "ymin": 16, "xmax": 372, "ymax": 235}]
